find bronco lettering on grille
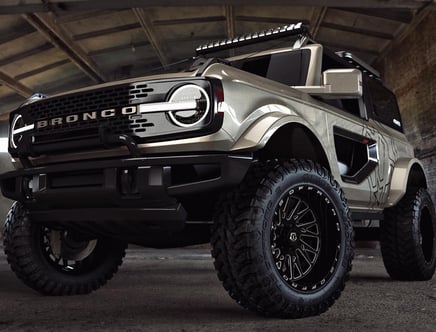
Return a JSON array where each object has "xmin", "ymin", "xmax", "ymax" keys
[{"xmin": 36, "ymin": 106, "xmax": 137, "ymax": 129}]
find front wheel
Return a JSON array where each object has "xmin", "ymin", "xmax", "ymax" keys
[
  {"xmin": 4, "ymin": 202, "xmax": 127, "ymax": 295},
  {"xmin": 212, "ymin": 160, "xmax": 353, "ymax": 318}
]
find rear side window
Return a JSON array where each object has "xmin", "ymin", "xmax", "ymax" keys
[
  {"xmin": 231, "ymin": 49, "xmax": 310, "ymax": 86},
  {"xmin": 366, "ymin": 77, "xmax": 403, "ymax": 132}
]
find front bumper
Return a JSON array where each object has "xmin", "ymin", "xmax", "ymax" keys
[{"xmin": 0, "ymin": 153, "xmax": 253, "ymax": 231}]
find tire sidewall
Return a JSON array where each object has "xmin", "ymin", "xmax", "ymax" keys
[
  {"xmin": 413, "ymin": 190, "xmax": 436, "ymax": 272},
  {"xmin": 258, "ymin": 165, "xmax": 352, "ymax": 305}
]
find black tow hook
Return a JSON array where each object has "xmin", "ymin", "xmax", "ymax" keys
[{"xmin": 99, "ymin": 127, "xmax": 141, "ymax": 158}]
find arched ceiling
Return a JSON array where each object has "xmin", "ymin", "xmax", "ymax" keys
[{"xmin": 0, "ymin": 0, "xmax": 433, "ymax": 117}]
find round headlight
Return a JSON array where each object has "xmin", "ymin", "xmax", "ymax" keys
[
  {"xmin": 168, "ymin": 84, "xmax": 210, "ymax": 127},
  {"xmin": 10, "ymin": 114, "xmax": 25, "ymax": 149}
]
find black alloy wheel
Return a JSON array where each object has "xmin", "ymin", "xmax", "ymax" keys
[
  {"xmin": 212, "ymin": 159, "xmax": 353, "ymax": 318},
  {"xmin": 270, "ymin": 187, "xmax": 340, "ymax": 292}
]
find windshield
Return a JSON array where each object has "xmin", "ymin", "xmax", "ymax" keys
[{"xmin": 230, "ymin": 49, "xmax": 311, "ymax": 86}]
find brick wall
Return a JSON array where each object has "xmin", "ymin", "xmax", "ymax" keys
[{"xmin": 377, "ymin": 12, "xmax": 436, "ymax": 203}]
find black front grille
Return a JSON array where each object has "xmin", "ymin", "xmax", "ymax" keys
[
  {"xmin": 129, "ymin": 83, "xmax": 154, "ymax": 101},
  {"xmin": 20, "ymin": 81, "xmax": 160, "ymax": 145},
  {"xmin": 11, "ymin": 78, "xmax": 218, "ymax": 158},
  {"xmin": 33, "ymin": 116, "xmax": 157, "ymax": 145},
  {"xmin": 25, "ymin": 82, "xmax": 154, "ymax": 121}
]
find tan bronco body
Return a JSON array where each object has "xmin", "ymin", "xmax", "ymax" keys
[{"xmin": 1, "ymin": 23, "xmax": 434, "ymax": 319}]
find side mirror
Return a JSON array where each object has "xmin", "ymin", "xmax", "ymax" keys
[{"xmin": 292, "ymin": 68, "xmax": 362, "ymax": 99}]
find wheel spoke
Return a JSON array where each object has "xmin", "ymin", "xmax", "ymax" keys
[
  {"xmin": 300, "ymin": 236, "xmax": 320, "ymax": 252},
  {"xmin": 292, "ymin": 255, "xmax": 303, "ymax": 279},
  {"xmin": 281, "ymin": 196, "xmax": 292, "ymax": 220},
  {"xmin": 277, "ymin": 209, "xmax": 282, "ymax": 226},
  {"xmin": 297, "ymin": 248, "xmax": 314, "ymax": 273},
  {"xmin": 302, "ymin": 247, "xmax": 318, "ymax": 262},
  {"xmin": 286, "ymin": 255, "xmax": 293, "ymax": 280},
  {"xmin": 296, "ymin": 219, "xmax": 317, "ymax": 230},
  {"xmin": 286, "ymin": 198, "xmax": 302, "ymax": 221},
  {"xmin": 271, "ymin": 191, "xmax": 323, "ymax": 285}
]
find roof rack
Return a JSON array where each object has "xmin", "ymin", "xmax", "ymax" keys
[
  {"xmin": 335, "ymin": 51, "xmax": 380, "ymax": 78},
  {"xmin": 196, "ymin": 22, "xmax": 309, "ymax": 55}
]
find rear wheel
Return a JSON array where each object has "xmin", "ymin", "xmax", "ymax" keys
[
  {"xmin": 380, "ymin": 187, "xmax": 436, "ymax": 280},
  {"xmin": 212, "ymin": 160, "xmax": 353, "ymax": 318},
  {"xmin": 4, "ymin": 202, "xmax": 127, "ymax": 295}
]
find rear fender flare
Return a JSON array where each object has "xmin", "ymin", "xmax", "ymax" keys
[{"xmin": 387, "ymin": 158, "xmax": 427, "ymax": 207}]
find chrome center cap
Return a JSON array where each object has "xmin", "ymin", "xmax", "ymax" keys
[{"xmin": 289, "ymin": 232, "xmax": 298, "ymax": 242}]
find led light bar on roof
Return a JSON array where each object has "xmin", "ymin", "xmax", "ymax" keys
[{"xmin": 196, "ymin": 22, "xmax": 308, "ymax": 55}]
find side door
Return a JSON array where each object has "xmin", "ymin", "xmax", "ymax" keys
[
  {"xmin": 363, "ymin": 76, "xmax": 405, "ymax": 207},
  {"xmin": 327, "ymin": 91, "xmax": 392, "ymax": 210}
]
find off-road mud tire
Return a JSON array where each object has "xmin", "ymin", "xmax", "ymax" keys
[
  {"xmin": 212, "ymin": 159, "xmax": 353, "ymax": 318},
  {"xmin": 211, "ymin": 161, "xmax": 277, "ymax": 306},
  {"xmin": 3, "ymin": 202, "xmax": 127, "ymax": 295},
  {"xmin": 380, "ymin": 187, "xmax": 436, "ymax": 281}
]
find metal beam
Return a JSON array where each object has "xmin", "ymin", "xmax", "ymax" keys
[
  {"xmin": 235, "ymin": 16, "xmax": 310, "ymax": 25},
  {"xmin": 54, "ymin": 10, "xmax": 120, "ymax": 23},
  {"xmin": 0, "ymin": 1, "xmax": 434, "ymax": 14},
  {"xmin": 0, "ymin": 43, "xmax": 54, "ymax": 67},
  {"xmin": 23, "ymin": 12, "xmax": 107, "ymax": 83},
  {"xmin": 225, "ymin": 6, "xmax": 235, "ymax": 39},
  {"xmin": 0, "ymin": 71, "xmax": 33, "ymax": 98},
  {"xmin": 72, "ymin": 22, "xmax": 142, "ymax": 41},
  {"xmin": 332, "ymin": 8, "xmax": 415, "ymax": 23},
  {"xmin": 88, "ymin": 41, "xmax": 151, "ymax": 57},
  {"xmin": 0, "ymin": 24, "xmax": 35, "ymax": 45},
  {"xmin": 225, "ymin": 6, "xmax": 235, "ymax": 56},
  {"xmin": 167, "ymin": 34, "xmax": 226, "ymax": 44},
  {"xmin": 310, "ymin": 7, "xmax": 327, "ymax": 38},
  {"xmin": 153, "ymin": 16, "xmax": 226, "ymax": 26},
  {"xmin": 132, "ymin": 8, "xmax": 169, "ymax": 67},
  {"xmin": 320, "ymin": 22, "xmax": 395, "ymax": 40},
  {"xmin": 14, "ymin": 59, "xmax": 71, "ymax": 81}
]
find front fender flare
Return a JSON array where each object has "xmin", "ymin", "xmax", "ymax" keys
[{"xmin": 230, "ymin": 111, "xmax": 325, "ymax": 153}]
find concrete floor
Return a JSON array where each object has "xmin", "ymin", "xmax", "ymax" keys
[{"xmin": 0, "ymin": 246, "xmax": 435, "ymax": 331}]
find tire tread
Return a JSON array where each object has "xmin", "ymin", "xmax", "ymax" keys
[
  {"xmin": 381, "ymin": 187, "xmax": 436, "ymax": 281},
  {"xmin": 3, "ymin": 202, "xmax": 127, "ymax": 295}
]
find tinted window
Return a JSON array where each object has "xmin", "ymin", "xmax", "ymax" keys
[
  {"xmin": 341, "ymin": 99, "xmax": 361, "ymax": 117},
  {"xmin": 366, "ymin": 77, "xmax": 403, "ymax": 132},
  {"xmin": 231, "ymin": 49, "xmax": 310, "ymax": 86}
]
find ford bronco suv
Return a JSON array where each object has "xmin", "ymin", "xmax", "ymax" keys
[{"xmin": 1, "ymin": 23, "xmax": 435, "ymax": 318}]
